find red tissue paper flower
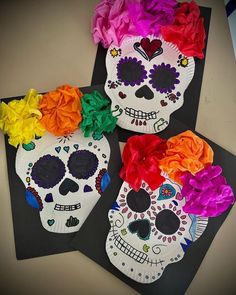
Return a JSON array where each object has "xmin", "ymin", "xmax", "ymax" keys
[
  {"xmin": 181, "ymin": 165, "xmax": 235, "ymax": 217},
  {"xmin": 160, "ymin": 1, "xmax": 206, "ymax": 59},
  {"xmin": 120, "ymin": 134, "xmax": 167, "ymax": 192}
]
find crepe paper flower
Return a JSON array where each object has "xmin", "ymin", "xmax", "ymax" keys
[
  {"xmin": 181, "ymin": 165, "xmax": 235, "ymax": 217},
  {"xmin": 159, "ymin": 130, "xmax": 213, "ymax": 184},
  {"xmin": 117, "ymin": 57, "xmax": 147, "ymax": 86},
  {"xmin": 92, "ymin": 0, "xmax": 137, "ymax": 48},
  {"xmin": 39, "ymin": 85, "xmax": 83, "ymax": 136},
  {"xmin": 80, "ymin": 90, "xmax": 117, "ymax": 140},
  {"xmin": 120, "ymin": 134, "xmax": 167, "ymax": 192},
  {"xmin": 161, "ymin": 1, "xmax": 206, "ymax": 59},
  {"xmin": 128, "ymin": 0, "xmax": 177, "ymax": 37},
  {"xmin": 149, "ymin": 63, "xmax": 180, "ymax": 93},
  {"xmin": 0, "ymin": 89, "xmax": 45, "ymax": 147}
]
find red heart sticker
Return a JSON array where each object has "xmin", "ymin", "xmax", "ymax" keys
[{"xmin": 140, "ymin": 38, "xmax": 162, "ymax": 60}]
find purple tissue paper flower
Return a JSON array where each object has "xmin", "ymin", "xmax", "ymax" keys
[{"xmin": 181, "ymin": 165, "xmax": 235, "ymax": 217}]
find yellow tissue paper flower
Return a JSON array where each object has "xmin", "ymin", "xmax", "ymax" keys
[{"xmin": 0, "ymin": 89, "xmax": 45, "ymax": 147}]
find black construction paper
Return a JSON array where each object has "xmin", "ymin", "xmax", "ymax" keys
[
  {"xmin": 91, "ymin": 7, "xmax": 211, "ymax": 141},
  {"xmin": 3, "ymin": 85, "xmax": 122, "ymax": 260},
  {"xmin": 71, "ymin": 118, "xmax": 235, "ymax": 295}
]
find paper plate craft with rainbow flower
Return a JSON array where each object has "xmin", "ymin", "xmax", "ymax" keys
[{"xmin": 0, "ymin": 85, "xmax": 117, "ymax": 233}]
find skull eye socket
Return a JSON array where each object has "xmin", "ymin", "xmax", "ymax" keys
[
  {"xmin": 31, "ymin": 155, "xmax": 65, "ymax": 189},
  {"xmin": 149, "ymin": 63, "xmax": 180, "ymax": 93},
  {"xmin": 126, "ymin": 189, "xmax": 151, "ymax": 213},
  {"xmin": 68, "ymin": 150, "xmax": 98, "ymax": 179},
  {"xmin": 117, "ymin": 57, "xmax": 147, "ymax": 86},
  {"xmin": 155, "ymin": 209, "xmax": 180, "ymax": 235}
]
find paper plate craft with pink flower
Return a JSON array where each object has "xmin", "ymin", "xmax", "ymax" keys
[
  {"xmin": 0, "ymin": 86, "xmax": 116, "ymax": 233},
  {"xmin": 92, "ymin": 0, "xmax": 206, "ymax": 133},
  {"xmin": 105, "ymin": 131, "xmax": 234, "ymax": 283}
]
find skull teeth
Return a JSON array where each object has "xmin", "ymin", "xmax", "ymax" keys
[
  {"xmin": 125, "ymin": 107, "xmax": 158, "ymax": 120},
  {"xmin": 114, "ymin": 235, "xmax": 148, "ymax": 264},
  {"xmin": 54, "ymin": 203, "xmax": 81, "ymax": 211}
]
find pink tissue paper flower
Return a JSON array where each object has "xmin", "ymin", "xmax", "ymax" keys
[
  {"xmin": 181, "ymin": 165, "xmax": 235, "ymax": 217},
  {"xmin": 92, "ymin": 0, "xmax": 177, "ymax": 48}
]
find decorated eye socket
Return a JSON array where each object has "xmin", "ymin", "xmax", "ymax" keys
[
  {"xmin": 68, "ymin": 150, "xmax": 99, "ymax": 180},
  {"xmin": 157, "ymin": 184, "xmax": 176, "ymax": 200},
  {"xmin": 117, "ymin": 57, "xmax": 147, "ymax": 86},
  {"xmin": 149, "ymin": 63, "xmax": 180, "ymax": 93},
  {"xmin": 31, "ymin": 155, "xmax": 66, "ymax": 189},
  {"xmin": 126, "ymin": 189, "xmax": 151, "ymax": 213},
  {"xmin": 155, "ymin": 209, "xmax": 180, "ymax": 235}
]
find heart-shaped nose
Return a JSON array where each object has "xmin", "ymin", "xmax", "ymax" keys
[
  {"xmin": 135, "ymin": 85, "xmax": 154, "ymax": 100},
  {"xmin": 128, "ymin": 219, "xmax": 151, "ymax": 240},
  {"xmin": 59, "ymin": 178, "xmax": 79, "ymax": 196}
]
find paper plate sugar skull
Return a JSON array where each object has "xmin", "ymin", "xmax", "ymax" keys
[
  {"xmin": 106, "ymin": 177, "xmax": 208, "ymax": 283},
  {"xmin": 16, "ymin": 129, "xmax": 111, "ymax": 233},
  {"xmin": 105, "ymin": 36, "xmax": 195, "ymax": 133},
  {"xmin": 105, "ymin": 132, "xmax": 234, "ymax": 283}
]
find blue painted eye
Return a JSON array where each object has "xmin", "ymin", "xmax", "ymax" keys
[{"xmin": 157, "ymin": 184, "xmax": 176, "ymax": 200}]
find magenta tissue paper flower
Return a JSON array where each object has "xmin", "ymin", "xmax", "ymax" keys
[
  {"xmin": 92, "ymin": 0, "xmax": 177, "ymax": 48},
  {"xmin": 181, "ymin": 165, "xmax": 235, "ymax": 217},
  {"xmin": 128, "ymin": 0, "xmax": 177, "ymax": 37}
]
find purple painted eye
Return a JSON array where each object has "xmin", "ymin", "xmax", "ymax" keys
[
  {"xmin": 117, "ymin": 57, "xmax": 147, "ymax": 86},
  {"xmin": 149, "ymin": 63, "xmax": 180, "ymax": 93},
  {"xmin": 68, "ymin": 150, "xmax": 98, "ymax": 180},
  {"xmin": 31, "ymin": 155, "xmax": 65, "ymax": 189}
]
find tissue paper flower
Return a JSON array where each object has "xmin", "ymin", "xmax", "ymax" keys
[
  {"xmin": 159, "ymin": 130, "xmax": 213, "ymax": 184},
  {"xmin": 120, "ymin": 134, "xmax": 167, "ymax": 191},
  {"xmin": 161, "ymin": 1, "xmax": 206, "ymax": 59},
  {"xmin": 181, "ymin": 165, "xmax": 235, "ymax": 217},
  {"xmin": 128, "ymin": 0, "xmax": 177, "ymax": 37},
  {"xmin": 0, "ymin": 89, "xmax": 44, "ymax": 147},
  {"xmin": 92, "ymin": 0, "xmax": 137, "ymax": 48},
  {"xmin": 39, "ymin": 85, "xmax": 83, "ymax": 136},
  {"xmin": 80, "ymin": 90, "xmax": 117, "ymax": 140}
]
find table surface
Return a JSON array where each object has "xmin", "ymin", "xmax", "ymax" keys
[{"xmin": 0, "ymin": 1, "xmax": 235, "ymax": 294}]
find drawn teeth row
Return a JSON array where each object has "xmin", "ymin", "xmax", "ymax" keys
[
  {"xmin": 125, "ymin": 108, "xmax": 157, "ymax": 120},
  {"xmin": 114, "ymin": 235, "xmax": 147, "ymax": 263},
  {"xmin": 54, "ymin": 203, "xmax": 81, "ymax": 211}
]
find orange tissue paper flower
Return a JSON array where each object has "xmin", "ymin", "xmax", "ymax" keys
[
  {"xmin": 39, "ymin": 85, "xmax": 83, "ymax": 136},
  {"xmin": 159, "ymin": 130, "xmax": 213, "ymax": 184}
]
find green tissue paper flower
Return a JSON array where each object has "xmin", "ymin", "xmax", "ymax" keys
[{"xmin": 80, "ymin": 90, "xmax": 117, "ymax": 139}]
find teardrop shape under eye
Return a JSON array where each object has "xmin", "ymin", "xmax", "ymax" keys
[{"xmin": 126, "ymin": 189, "xmax": 151, "ymax": 213}]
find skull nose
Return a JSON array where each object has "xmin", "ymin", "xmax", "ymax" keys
[
  {"xmin": 135, "ymin": 85, "xmax": 154, "ymax": 100},
  {"xmin": 59, "ymin": 178, "xmax": 79, "ymax": 196}
]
